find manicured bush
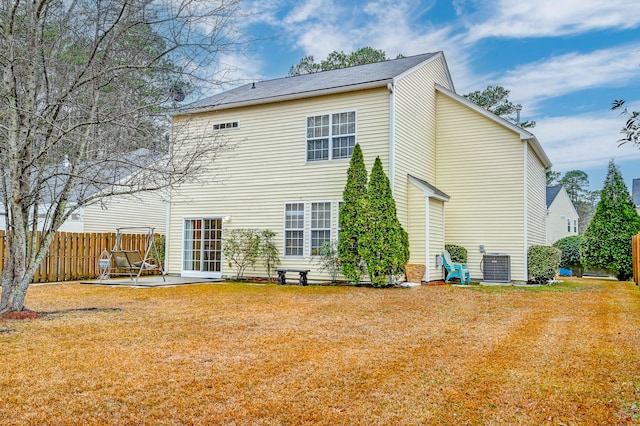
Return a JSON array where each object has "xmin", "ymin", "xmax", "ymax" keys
[
  {"xmin": 528, "ymin": 245, "xmax": 561, "ymax": 284},
  {"xmin": 553, "ymin": 235, "xmax": 583, "ymax": 277},
  {"xmin": 444, "ymin": 244, "xmax": 467, "ymax": 263}
]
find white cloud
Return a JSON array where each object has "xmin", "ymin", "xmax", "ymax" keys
[
  {"xmin": 534, "ymin": 106, "xmax": 640, "ymax": 174},
  {"xmin": 242, "ymin": 0, "xmax": 480, "ymax": 91},
  {"xmin": 466, "ymin": 0, "xmax": 640, "ymax": 41},
  {"xmin": 479, "ymin": 44, "xmax": 640, "ymax": 115}
]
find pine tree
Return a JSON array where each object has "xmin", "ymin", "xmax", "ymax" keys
[
  {"xmin": 580, "ymin": 160, "xmax": 640, "ymax": 280},
  {"xmin": 338, "ymin": 144, "xmax": 368, "ymax": 283},
  {"xmin": 358, "ymin": 157, "xmax": 410, "ymax": 287}
]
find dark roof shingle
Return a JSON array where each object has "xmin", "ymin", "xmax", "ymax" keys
[
  {"xmin": 179, "ymin": 52, "xmax": 441, "ymax": 113},
  {"xmin": 546, "ymin": 185, "xmax": 562, "ymax": 208}
]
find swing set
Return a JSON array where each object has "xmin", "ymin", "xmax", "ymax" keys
[{"xmin": 98, "ymin": 226, "xmax": 165, "ymax": 284}]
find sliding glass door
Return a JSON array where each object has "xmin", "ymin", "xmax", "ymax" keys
[{"xmin": 182, "ymin": 218, "xmax": 222, "ymax": 278}]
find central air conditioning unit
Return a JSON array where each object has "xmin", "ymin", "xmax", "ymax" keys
[{"xmin": 482, "ymin": 254, "xmax": 511, "ymax": 282}]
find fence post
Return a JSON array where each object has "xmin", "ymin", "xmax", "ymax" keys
[{"xmin": 633, "ymin": 232, "xmax": 639, "ymax": 286}]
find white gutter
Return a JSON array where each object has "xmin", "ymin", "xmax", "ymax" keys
[{"xmin": 173, "ymin": 80, "xmax": 393, "ymax": 116}]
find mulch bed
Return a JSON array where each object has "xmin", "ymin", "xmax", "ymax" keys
[
  {"xmin": 0, "ymin": 310, "xmax": 45, "ymax": 320},
  {"xmin": 0, "ymin": 307, "xmax": 122, "ymax": 321}
]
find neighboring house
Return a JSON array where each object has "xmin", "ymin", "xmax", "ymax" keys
[
  {"xmin": 546, "ymin": 186, "xmax": 579, "ymax": 244},
  {"xmin": 0, "ymin": 148, "xmax": 167, "ymax": 234},
  {"xmin": 167, "ymin": 52, "xmax": 552, "ymax": 283},
  {"xmin": 633, "ymin": 178, "xmax": 640, "ymax": 216},
  {"xmin": 79, "ymin": 190, "xmax": 167, "ymax": 234}
]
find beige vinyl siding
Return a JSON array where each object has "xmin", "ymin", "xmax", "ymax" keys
[
  {"xmin": 436, "ymin": 92, "xmax": 527, "ymax": 281},
  {"xmin": 407, "ymin": 182, "xmax": 426, "ymax": 265},
  {"xmin": 82, "ymin": 191, "xmax": 167, "ymax": 233},
  {"xmin": 407, "ymin": 181, "xmax": 446, "ymax": 282},
  {"xmin": 526, "ymin": 142, "xmax": 547, "ymax": 248},
  {"xmin": 168, "ymin": 88, "xmax": 390, "ymax": 279},
  {"xmin": 428, "ymin": 198, "xmax": 445, "ymax": 282},
  {"xmin": 392, "ymin": 56, "xmax": 453, "ymax": 227}
]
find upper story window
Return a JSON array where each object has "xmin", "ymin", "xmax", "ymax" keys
[
  {"xmin": 213, "ymin": 121, "xmax": 239, "ymax": 131},
  {"xmin": 574, "ymin": 220, "xmax": 577, "ymax": 233},
  {"xmin": 306, "ymin": 111, "xmax": 356, "ymax": 162},
  {"xmin": 567, "ymin": 218, "xmax": 571, "ymax": 232}
]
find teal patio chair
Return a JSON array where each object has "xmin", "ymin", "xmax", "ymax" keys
[{"xmin": 442, "ymin": 249, "xmax": 470, "ymax": 285}]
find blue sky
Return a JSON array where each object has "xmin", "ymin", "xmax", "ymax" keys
[{"xmin": 216, "ymin": 0, "xmax": 640, "ymax": 192}]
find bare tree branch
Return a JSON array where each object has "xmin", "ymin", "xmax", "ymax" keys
[{"xmin": 0, "ymin": 0, "xmax": 247, "ymax": 312}]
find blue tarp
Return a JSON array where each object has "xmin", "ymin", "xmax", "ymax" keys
[{"xmin": 559, "ymin": 267, "xmax": 572, "ymax": 276}]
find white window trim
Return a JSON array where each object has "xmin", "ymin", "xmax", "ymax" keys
[
  {"xmin": 305, "ymin": 110, "xmax": 357, "ymax": 163},
  {"xmin": 310, "ymin": 201, "xmax": 333, "ymax": 256},
  {"xmin": 181, "ymin": 216, "xmax": 224, "ymax": 278},
  {"xmin": 283, "ymin": 202, "xmax": 306, "ymax": 258}
]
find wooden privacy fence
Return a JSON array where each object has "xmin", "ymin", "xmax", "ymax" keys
[
  {"xmin": 0, "ymin": 230, "xmax": 162, "ymax": 283},
  {"xmin": 633, "ymin": 232, "xmax": 640, "ymax": 286}
]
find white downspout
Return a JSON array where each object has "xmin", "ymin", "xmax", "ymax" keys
[
  {"xmin": 425, "ymin": 195, "xmax": 430, "ymax": 281},
  {"xmin": 388, "ymin": 82, "xmax": 395, "ymax": 188},
  {"xmin": 164, "ymin": 187, "xmax": 171, "ymax": 274},
  {"xmin": 441, "ymin": 202, "xmax": 445, "ymax": 281},
  {"xmin": 523, "ymin": 140, "xmax": 529, "ymax": 282}
]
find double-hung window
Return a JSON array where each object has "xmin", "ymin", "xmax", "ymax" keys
[
  {"xmin": 306, "ymin": 111, "xmax": 356, "ymax": 162},
  {"xmin": 284, "ymin": 203, "xmax": 305, "ymax": 256},
  {"xmin": 310, "ymin": 202, "xmax": 332, "ymax": 255}
]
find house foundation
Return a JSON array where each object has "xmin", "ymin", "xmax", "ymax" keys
[{"xmin": 405, "ymin": 263, "xmax": 426, "ymax": 283}]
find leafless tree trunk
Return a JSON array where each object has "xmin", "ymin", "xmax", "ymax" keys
[{"xmin": 0, "ymin": 0, "xmax": 245, "ymax": 313}]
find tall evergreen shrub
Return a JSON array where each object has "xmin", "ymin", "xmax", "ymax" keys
[
  {"xmin": 358, "ymin": 157, "xmax": 410, "ymax": 287},
  {"xmin": 580, "ymin": 160, "xmax": 640, "ymax": 281},
  {"xmin": 338, "ymin": 144, "xmax": 368, "ymax": 283}
]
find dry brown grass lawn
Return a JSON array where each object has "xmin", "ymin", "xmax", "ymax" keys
[{"xmin": 1, "ymin": 278, "xmax": 640, "ymax": 425}]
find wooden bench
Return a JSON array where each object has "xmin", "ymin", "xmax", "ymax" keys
[{"xmin": 276, "ymin": 269, "xmax": 310, "ymax": 286}]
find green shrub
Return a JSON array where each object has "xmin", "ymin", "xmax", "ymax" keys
[
  {"xmin": 528, "ymin": 245, "xmax": 561, "ymax": 284},
  {"xmin": 259, "ymin": 230, "xmax": 280, "ymax": 282},
  {"xmin": 359, "ymin": 157, "xmax": 409, "ymax": 287},
  {"xmin": 338, "ymin": 144, "xmax": 368, "ymax": 284},
  {"xmin": 149, "ymin": 234, "xmax": 166, "ymax": 265},
  {"xmin": 580, "ymin": 160, "xmax": 640, "ymax": 281},
  {"xmin": 553, "ymin": 235, "xmax": 583, "ymax": 277},
  {"xmin": 223, "ymin": 228, "xmax": 261, "ymax": 279},
  {"xmin": 445, "ymin": 244, "xmax": 467, "ymax": 263},
  {"xmin": 313, "ymin": 240, "xmax": 341, "ymax": 283}
]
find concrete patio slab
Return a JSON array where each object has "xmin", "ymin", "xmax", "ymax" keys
[{"xmin": 80, "ymin": 275, "xmax": 223, "ymax": 288}]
